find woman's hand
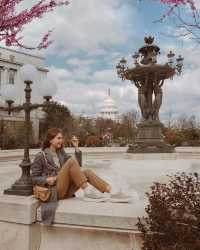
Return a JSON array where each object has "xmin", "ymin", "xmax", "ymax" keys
[
  {"xmin": 71, "ymin": 135, "xmax": 79, "ymax": 149},
  {"xmin": 46, "ymin": 176, "xmax": 57, "ymax": 186}
]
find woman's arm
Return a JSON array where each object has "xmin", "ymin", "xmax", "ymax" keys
[
  {"xmin": 31, "ymin": 153, "xmax": 47, "ymax": 186},
  {"xmin": 60, "ymin": 147, "xmax": 72, "ymax": 163},
  {"xmin": 75, "ymin": 149, "xmax": 82, "ymax": 167},
  {"xmin": 60, "ymin": 147, "xmax": 82, "ymax": 167},
  {"xmin": 71, "ymin": 136, "xmax": 82, "ymax": 167}
]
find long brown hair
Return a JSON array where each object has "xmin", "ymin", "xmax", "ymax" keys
[{"xmin": 42, "ymin": 127, "xmax": 63, "ymax": 150}]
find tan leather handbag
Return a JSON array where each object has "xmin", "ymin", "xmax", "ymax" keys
[
  {"xmin": 33, "ymin": 151, "xmax": 51, "ymax": 202},
  {"xmin": 33, "ymin": 185, "xmax": 50, "ymax": 202}
]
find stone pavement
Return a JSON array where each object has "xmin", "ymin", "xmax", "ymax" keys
[{"xmin": 1, "ymin": 147, "xmax": 200, "ymax": 198}]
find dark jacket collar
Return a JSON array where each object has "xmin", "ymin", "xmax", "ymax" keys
[
  {"xmin": 43, "ymin": 148, "xmax": 65, "ymax": 167},
  {"xmin": 43, "ymin": 148, "xmax": 59, "ymax": 168}
]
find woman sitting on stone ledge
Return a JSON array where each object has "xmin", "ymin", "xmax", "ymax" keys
[
  {"xmin": 31, "ymin": 127, "xmax": 113, "ymax": 225},
  {"xmin": 31, "ymin": 128, "xmax": 131, "ymax": 225}
]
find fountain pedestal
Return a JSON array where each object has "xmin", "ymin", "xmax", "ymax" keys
[{"xmin": 128, "ymin": 121, "xmax": 174, "ymax": 153}]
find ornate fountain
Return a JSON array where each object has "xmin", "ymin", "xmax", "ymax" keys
[{"xmin": 116, "ymin": 36, "xmax": 184, "ymax": 153}]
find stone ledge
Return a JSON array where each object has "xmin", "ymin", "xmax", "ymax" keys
[
  {"xmin": 0, "ymin": 195, "xmax": 39, "ymax": 225},
  {"xmin": 0, "ymin": 147, "xmax": 128, "ymax": 161},
  {"xmin": 0, "ymin": 196, "xmax": 145, "ymax": 250},
  {"xmin": 1, "ymin": 147, "xmax": 200, "ymax": 161},
  {"xmin": 0, "ymin": 194, "xmax": 146, "ymax": 230},
  {"xmin": 0, "ymin": 196, "xmax": 144, "ymax": 250},
  {"xmin": 175, "ymin": 147, "xmax": 200, "ymax": 153},
  {"xmin": 37, "ymin": 198, "xmax": 146, "ymax": 231}
]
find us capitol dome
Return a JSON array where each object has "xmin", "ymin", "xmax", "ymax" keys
[{"xmin": 97, "ymin": 89, "xmax": 119, "ymax": 121}]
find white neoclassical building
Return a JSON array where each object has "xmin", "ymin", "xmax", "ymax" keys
[
  {"xmin": 0, "ymin": 47, "xmax": 48, "ymax": 144},
  {"xmin": 97, "ymin": 89, "xmax": 119, "ymax": 121}
]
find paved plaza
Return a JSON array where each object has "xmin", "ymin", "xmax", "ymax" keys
[{"xmin": 1, "ymin": 147, "xmax": 200, "ymax": 200}]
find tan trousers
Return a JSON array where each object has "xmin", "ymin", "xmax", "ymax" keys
[{"xmin": 56, "ymin": 157, "xmax": 109, "ymax": 200}]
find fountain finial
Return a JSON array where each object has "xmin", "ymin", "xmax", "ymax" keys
[{"xmin": 144, "ymin": 36, "xmax": 154, "ymax": 45}]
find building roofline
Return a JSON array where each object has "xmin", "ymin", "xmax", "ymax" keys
[
  {"xmin": 0, "ymin": 57, "xmax": 49, "ymax": 73},
  {"xmin": 0, "ymin": 58, "xmax": 49, "ymax": 73},
  {"xmin": 0, "ymin": 46, "xmax": 45, "ymax": 60}
]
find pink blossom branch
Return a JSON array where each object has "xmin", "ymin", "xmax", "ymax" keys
[
  {"xmin": 160, "ymin": 0, "xmax": 196, "ymax": 10},
  {"xmin": 156, "ymin": 0, "xmax": 200, "ymax": 43},
  {"xmin": 0, "ymin": 0, "xmax": 69, "ymax": 50}
]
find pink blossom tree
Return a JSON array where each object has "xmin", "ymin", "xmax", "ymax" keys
[
  {"xmin": 158, "ymin": 0, "xmax": 199, "ymax": 43},
  {"xmin": 0, "ymin": 0, "xmax": 69, "ymax": 50}
]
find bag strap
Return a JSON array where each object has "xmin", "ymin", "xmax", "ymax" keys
[
  {"xmin": 41, "ymin": 151, "xmax": 48, "ymax": 175},
  {"xmin": 41, "ymin": 151, "xmax": 51, "ymax": 189}
]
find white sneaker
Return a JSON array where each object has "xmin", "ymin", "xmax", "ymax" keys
[
  {"xmin": 83, "ymin": 189, "xmax": 110, "ymax": 203},
  {"xmin": 75, "ymin": 189, "xmax": 84, "ymax": 198},
  {"xmin": 109, "ymin": 192, "xmax": 132, "ymax": 203}
]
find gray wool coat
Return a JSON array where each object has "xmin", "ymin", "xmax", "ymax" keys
[{"xmin": 31, "ymin": 147, "xmax": 82, "ymax": 225}]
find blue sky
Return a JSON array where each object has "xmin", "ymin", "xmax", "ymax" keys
[{"xmin": 6, "ymin": 0, "xmax": 200, "ymax": 121}]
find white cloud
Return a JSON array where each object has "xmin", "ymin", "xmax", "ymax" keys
[
  {"xmin": 45, "ymin": 65, "xmax": 137, "ymax": 116},
  {"xmin": 14, "ymin": 0, "xmax": 132, "ymax": 57},
  {"xmin": 161, "ymin": 67, "xmax": 200, "ymax": 119},
  {"xmin": 66, "ymin": 58, "xmax": 95, "ymax": 67},
  {"xmin": 93, "ymin": 69, "xmax": 118, "ymax": 84}
]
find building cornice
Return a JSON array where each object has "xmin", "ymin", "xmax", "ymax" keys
[
  {"xmin": 0, "ymin": 58, "xmax": 49, "ymax": 73},
  {"xmin": 0, "ymin": 46, "xmax": 45, "ymax": 60}
]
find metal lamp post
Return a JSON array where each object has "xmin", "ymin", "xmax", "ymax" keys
[
  {"xmin": 0, "ymin": 64, "xmax": 56, "ymax": 196},
  {"xmin": 116, "ymin": 36, "xmax": 184, "ymax": 153}
]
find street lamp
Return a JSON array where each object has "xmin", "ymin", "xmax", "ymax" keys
[
  {"xmin": 167, "ymin": 50, "xmax": 175, "ymax": 68},
  {"xmin": 132, "ymin": 52, "xmax": 140, "ymax": 67},
  {"xmin": 0, "ymin": 64, "xmax": 56, "ymax": 196},
  {"xmin": 0, "ymin": 84, "xmax": 18, "ymax": 114},
  {"xmin": 176, "ymin": 55, "xmax": 184, "ymax": 75}
]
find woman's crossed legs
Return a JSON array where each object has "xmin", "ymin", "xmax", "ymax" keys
[{"xmin": 56, "ymin": 157, "xmax": 110, "ymax": 200}]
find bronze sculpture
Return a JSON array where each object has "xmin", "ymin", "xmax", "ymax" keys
[{"xmin": 116, "ymin": 37, "xmax": 184, "ymax": 153}]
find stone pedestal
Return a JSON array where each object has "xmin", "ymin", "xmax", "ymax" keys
[
  {"xmin": 128, "ymin": 121, "xmax": 174, "ymax": 153},
  {"xmin": 0, "ymin": 195, "xmax": 40, "ymax": 250}
]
